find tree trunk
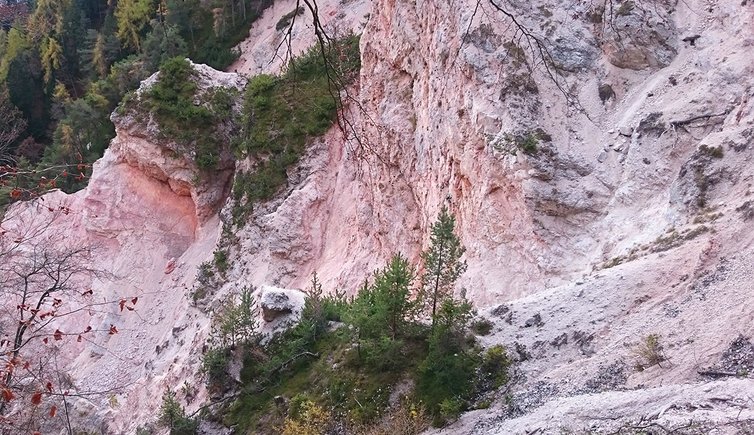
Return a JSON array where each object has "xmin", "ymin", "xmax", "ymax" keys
[{"xmin": 431, "ymin": 238, "xmax": 445, "ymax": 328}]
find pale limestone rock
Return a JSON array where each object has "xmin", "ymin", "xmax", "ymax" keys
[
  {"xmin": 2, "ymin": 0, "xmax": 754, "ymax": 432},
  {"xmin": 260, "ymin": 286, "xmax": 299, "ymax": 322}
]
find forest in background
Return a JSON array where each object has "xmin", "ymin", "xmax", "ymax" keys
[{"xmin": 0, "ymin": 0, "xmax": 271, "ymax": 208}]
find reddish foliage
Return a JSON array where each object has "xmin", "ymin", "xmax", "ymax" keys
[
  {"xmin": 30, "ymin": 392, "xmax": 42, "ymax": 405},
  {"xmin": 1, "ymin": 389, "xmax": 13, "ymax": 402}
]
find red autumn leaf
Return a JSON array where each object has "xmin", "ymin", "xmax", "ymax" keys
[
  {"xmin": 77, "ymin": 335, "xmax": 82, "ymax": 342},
  {"xmin": 31, "ymin": 391, "xmax": 42, "ymax": 405},
  {"xmin": 46, "ymin": 382, "xmax": 52, "ymax": 393},
  {"xmin": 49, "ymin": 405, "xmax": 57, "ymax": 417},
  {"xmin": 23, "ymin": 361, "xmax": 30, "ymax": 370},
  {"xmin": 81, "ymin": 289, "xmax": 93, "ymax": 296},
  {"xmin": 126, "ymin": 305, "xmax": 134, "ymax": 311},
  {"xmin": 131, "ymin": 297, "xmax": 138, "ymax": 305},
  {"xmin": 43, "ymin": 337, "xmax": 48, "ymax": 344},
  {"xmin": 1, "ymin": 389, "xmax": 13, "ymax": 402},
  {"xmin": 53, "ymin": 329, "xmax": 63, "ymax": 341},
  {"xmin": 119, "ymin": 299, "xmax": 126, "ymax": 312},
  {"xmin": 108, "ymin": 325, "xmax": 118, "ymax": 335},
  {"xmin": 84, "ymin": 325, "xmax": 92, "ymax": 333}
]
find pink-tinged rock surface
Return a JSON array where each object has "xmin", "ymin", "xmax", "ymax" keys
[
  {"xmin": 0, "ymin": 62, "xmax": 244, "ymax": 430},
  {"xmin": 2, "ymin": 0, "xmax": 754, "ymax": 431},
  {"xmin": 1, "ymin": 141, "xmax": 217, "ymax": 430}
]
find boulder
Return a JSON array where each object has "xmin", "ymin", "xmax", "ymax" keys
[{"xmin": 260, "ymin": 286, "xmax": 301, "ymax": 322}]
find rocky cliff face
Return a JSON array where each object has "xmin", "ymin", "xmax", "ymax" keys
[{"xmin": 3, "ymin": 0, "xmax": 754, "ymax": 432}]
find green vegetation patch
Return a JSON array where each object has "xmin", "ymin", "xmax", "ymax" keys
[
  {"xmin": 202, "ymin": 209, "xmax": 512, "ymax": 433},
  {"xmin": 231, "ymin": 35, "xmax": 360, "ymax": 223},
  {"xmin": 144, "ymin": 57, "xmax": 239, "ymax": 170}
]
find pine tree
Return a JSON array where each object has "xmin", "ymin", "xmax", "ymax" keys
[
  {"xmin": 420, "ymin": 206, "xmax": 467, "ymax": 326},
  {"xmin": 346, "ymin": 255, "xmax": 417, "ymax": 369},
  {"xmin": 115, "ymin": 0, "xmax": 153, "ymax": 52},
  {"xmin": 376, "ymin": 254, "xmax": 416, "ymax": 339}
]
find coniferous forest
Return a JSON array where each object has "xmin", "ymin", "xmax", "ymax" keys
[{"xmin": 0, "ymin": 0, "xmax": 271, "ymax": 208}]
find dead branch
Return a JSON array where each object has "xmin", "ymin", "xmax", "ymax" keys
[
  {"xmin": 697, "ymin": 369, "xmax": 741, "ymax": 378},
  {"xmin": 670, "ymin": 111, "xmax": 730, "ymax": 129},
  {"xmin": 485, "ymin": 0, "xmax": 579, "ymax": 107},
  {"xmin": 270, "ymin": 351, "xmax": 318, "ymax": 375}
]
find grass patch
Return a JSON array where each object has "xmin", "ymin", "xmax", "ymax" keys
[
  {"xmin": 226, "ymin": 327, "xmax": 429, "ymax": 434},
  {"xmin": 632, "ymin": 333, "xmax": 666, "ymax": 371}
]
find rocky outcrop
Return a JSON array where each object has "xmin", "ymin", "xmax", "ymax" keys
[
  {"xmin": 596, "ymin": 0, "xmax": 679, "ymax": 70},
  {"xmin": 111, "ymin": 61, "xmax": 245, "ymax": 221}
]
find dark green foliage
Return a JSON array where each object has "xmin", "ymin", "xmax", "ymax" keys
[
  {"xmin": 417, "ymin": 298, "xmax": 476, "ymax": 424},
  {"xmin": 141, "ymin": 23, "xmax": 189, "ymax": 73},
  {"xmin": 213, "ymin": 249, "xmax": 229, "ymax": 274},
  {"xmin": 227, "ymin": 281, "xmax": 508, "ymax": 432},
  {"xmin": 480, "ymin": 345, "xmax": 511, "ymax": 388},
  {"xmin": 344, "ymin": 255, "xmax": 419, "ymax": 371},
  {"xmin": 223, "ymin": 211, "xmax": 509, "ymax": 431},
  {"xmin": 158, "ymin": 390, "xmax": 198, "ymax": 435},
  {"xmin": 144, "ymin": 57, "xmax": 238, "ymax": 170},
  {"xmin": 348, "ymin": 255, "xmax": 417, "ymax": 341},
  {"xmin": 5, "ymin": 45, "xmax": 50, "ymax": 141},
  {"xmin": 1, "ymin": 0, "xmax": 272, "ymax": 206},
  {"xmin": 321, "ymin": 288, "xmax": 350, "ymax": 322},
  {"xmin": 699, "ymin": 144, "xmax": 724, "ymax": 159},
  {"xmin": 420, "ymin": 206, "xmax": 467, "ymax": 324},
  {"xmin": 201, "ymin": 347, "xmax": 230, "ymax": 391},
  {"xmin": 231, "ymin": 35, "xmax": 360, "ymax": 222},
  {"xmin": 518, "ymin": 133, "xmax": 539, "ymax": 155},
  {"xmin": 0, "ymin": 86, "xmax": 26, "ymax": 155},
  {"xmin": 202, "ymin": 286, "xmax": 258, "ymax": 391},
  {"xmin": 514, "ymin": 129, "xmax": 551, "ymax": 155},
  {"xmin": 471, "ymin": 318, "xmax": 494, "ymax": 336}
]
